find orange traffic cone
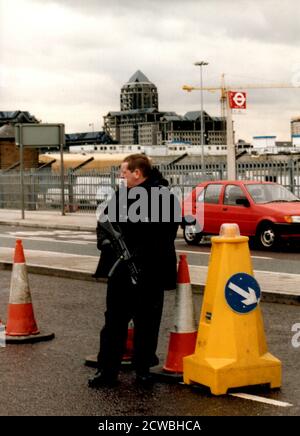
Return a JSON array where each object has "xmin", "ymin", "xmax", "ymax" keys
[
  {"xmin": 5, "ymin": 240, "xmax": 54, "ymax": 344},
  {"xmin": 122, "ymin": 319, "xmax": 134, "ymax": 362},
  {"xmin": 163, "ymin": 255, "xmax": 197, "ymax": 374},
  {"xmin": 152, "ymin": 255, "xmax": 197, "ymax": 382}
]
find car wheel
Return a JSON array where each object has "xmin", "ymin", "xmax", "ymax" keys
[
  {"xmin": 183, "ymin": 224, "xmax": 203, "ymax": 245},
  {"xmin": 256, "ymin": 223, "xmax": 279, "ymax": 250}
]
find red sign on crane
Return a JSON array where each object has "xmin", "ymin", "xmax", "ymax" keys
[{"xmin": 228, "ymin": 91, "xmax": 247, "ymax": 109}]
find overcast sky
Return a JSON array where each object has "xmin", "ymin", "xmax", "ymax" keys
[{"xmin": 0, "ymin": 0, "xmax": 300, "ymax": 141}]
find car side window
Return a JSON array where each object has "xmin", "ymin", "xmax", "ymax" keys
[
  {"xmin": 204, "ymin": 184, "xmax": 223, "ymax": 204},
  {"xmin": 224, "ymin": 185, "xmax": 247, "ymax": 205}
]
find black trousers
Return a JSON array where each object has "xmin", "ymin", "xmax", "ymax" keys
[{"xmin": 97, "ymin": 268, "xmax": 164, "ymax": 377}]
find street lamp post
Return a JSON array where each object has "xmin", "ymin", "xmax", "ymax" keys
[
  {"xmin": 225, "ymin": 90, "xmax": 236, "ymax": 179},
  {"xmin": 194, "ymin": 61, "xmax": 209, "ymax": 171}
]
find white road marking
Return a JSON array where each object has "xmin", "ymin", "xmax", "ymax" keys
[
  {"xmin": 177, "ymin": 248, "xmax": 272, "ymax": 260},
  {"xmin": 78, "ymin": 235, "xmax": 96, "ymax": 240},
  {"xmin": 256, "ymin": 269, "xmax": 300, "ymax": 277},
  {"xmin": 176, "ymin": 249, "xmax": 210, "ymax": 255},
  {"xmin": 8, "ymin": 230, "xmax": 93, "ymax": 236},
  {"xmin": 23, "ymin": 236, "xmax": 91, "ymax": 245},
  {"xmin": 230, "ymin": 393, "xmax": 293, "ymax": 407},
  {"xmin": 52, "ymin": 230, "xmax": 92, "ymax": 235},
  {"xmin": 9, "ymin": 231, "xmax": 56, "ymax": 236},
  {"xmin": 0, "ymin": 234, "xmax": 93, "ymax": 245},
  {"xmin": 0, "ymin": 232, "xmax": 289, "ymax": 261},
  {"xmin": 2, "ymin": 230, "xmax": 96, "ymax": 242}
]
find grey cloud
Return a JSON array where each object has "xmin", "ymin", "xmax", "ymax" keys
[
  {"xmin": 2, "ymin": 0, "xmax": 299, "ymax": 140},
  {"xmin": 224, "ymin": 1, "xmax": 300, "ymax": 46},
  {"xmin": 30, "ymin": 0, "xmax": 300, "ymax": 46},
  {"xmin": 31, "ymin": 0, "xmax": 198, "ymax": 12}
]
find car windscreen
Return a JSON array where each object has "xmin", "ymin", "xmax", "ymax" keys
[{"xmin": 246, "ymin": 184, "xmax": 300, "ymax": 204}]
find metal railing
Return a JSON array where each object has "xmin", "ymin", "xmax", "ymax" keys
[{"xmin": 0, "ymin": 157, "xmax": 300, "ymax": 213}]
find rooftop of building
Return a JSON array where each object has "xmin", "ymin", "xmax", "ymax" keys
[
  {"xmin": 160, "ymin": 114, "xmax": 184, "ymax": 122},
  {"xmin": 253, "ymin": 135, "xmax": 277, "ymax": 139},
  {"xmin": 65, "ymin": 131, "xmax": 114, "ymax": 145},
  {"xmin": 106, "ymin": 108, "xmax": 160, "ymax": 117},
  {"xmin": 105, "ymin": 108, "xmax": 225, "ymax": 122},
  {"xmin": 275, "ymin": 141, "xmax": 292, "ymax": 147},
  {"xmin": 183, "ymin": 111, "xmax": 225, "ymax": 122},
  {"xmin": 126, "ymin": 70, "xmax": 152, "ymax": 84},
  {"xmin": 0, "ymin": 111, "xmax": 38, "ymax": 125}
]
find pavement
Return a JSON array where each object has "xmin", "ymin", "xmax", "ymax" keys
[
  {"xmin": 1, "ymin": 270, "xmax": 299, "ymax": 416},
  {"xmin": 0, "ymin": 208, "xmax": 97, "ymax": 231},
  {"xmin": 0, "ymin": 209, "xmax": 300, "ymax": 305}
]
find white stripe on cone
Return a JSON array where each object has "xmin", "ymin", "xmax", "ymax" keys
[
  {"xmin": 9, "ymin": 264, "xmax": 32, "ymax": 305},
  {"xmin": 173, "ymin": 283, "xmax": 196, "ymax": 333}
]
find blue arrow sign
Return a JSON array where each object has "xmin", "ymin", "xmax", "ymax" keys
[{"xmin": 225, "ymin": 273, "xmax": 261, "ymax": 314}]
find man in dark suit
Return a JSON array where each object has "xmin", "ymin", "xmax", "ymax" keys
[{"xmin": 89, "ymin": 154, "xmax": 179, "ymax": 388}]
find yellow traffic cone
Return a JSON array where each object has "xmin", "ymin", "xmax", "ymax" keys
[{"xmin": 183, "ymin": 223, "xmax": 281, "ymax": 395}]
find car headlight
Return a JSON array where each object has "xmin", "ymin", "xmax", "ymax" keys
[{"xmin": 284, "ymin": 215, "xmax": 300, "ymax": 223}]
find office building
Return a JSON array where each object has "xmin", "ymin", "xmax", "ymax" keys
[{"xmin": 103, "ymin": 70, "xmax": 226, "ymax": 147}]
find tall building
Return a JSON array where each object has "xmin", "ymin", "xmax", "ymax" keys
[
  {"xmin": 120, "ymin": 70, "xmax": 158, "ymax": 111},
  {"xmin": 158, "ymin": 111, "xmax": 225, "ymax": 146},
  {"xmin": 291, "ymin": 117, "xmax": 300, "ymax": 146},
  {"xmin": 291, "ymin": 117, "xmax": 300, "ymax": 135},
  {"xmin": 103, "ymin": 71, "xmax": 226, "ymax": 146}
]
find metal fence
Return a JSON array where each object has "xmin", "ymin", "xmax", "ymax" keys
[
  {"xmin": 1, "ymin": 157, "xmax": 300, "ymax": 214},
  {"xmin": 0, "ymin": 168, "xmax": 116, "ymax": 214},
  {"xmin": 161, "ymin": 158, "xmax": 300, "ymax": 196}
]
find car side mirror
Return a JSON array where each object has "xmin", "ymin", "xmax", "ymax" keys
[{"xmin": 236, "ymin": 198, "xmax": 250, "ymax": 207}]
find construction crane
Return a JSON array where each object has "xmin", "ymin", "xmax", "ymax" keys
[
  {"xmin": 183, "ymin": 74, "xmax": 300, "ymax": 179},
  {"xmin": 183, "ymin": 73, "xmax": 299, "ymax": 121}
]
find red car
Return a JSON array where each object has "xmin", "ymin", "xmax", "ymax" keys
[{"xmin": 182, "ymin": 180, "xmax": 300, "ymax": 250}]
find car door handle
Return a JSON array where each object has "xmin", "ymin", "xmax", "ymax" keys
[{"xmin": 222, "ymin": 207, "xmax": 228, "ymax": 211}]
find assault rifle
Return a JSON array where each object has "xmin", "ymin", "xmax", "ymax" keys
[{"xmin": 98, "ymin": 218, "xmax": 140, "ymax": 286}]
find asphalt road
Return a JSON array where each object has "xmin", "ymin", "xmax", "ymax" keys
[
  {"xmin": 0, "ymin": 224, "xmax": 300, "ymax": 274},
  {"xmin": 0, "ymin": 271, "xmax": 299, "ymax": 416}
]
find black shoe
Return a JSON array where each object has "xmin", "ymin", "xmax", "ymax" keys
[{"xmin": 88, "ymin": 370, "xmax": 119, "ymax": 388}]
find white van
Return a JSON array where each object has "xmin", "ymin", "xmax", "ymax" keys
[{"xmin": 42, "ymin": 176, "xmax": 116, "ymax": 208}]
